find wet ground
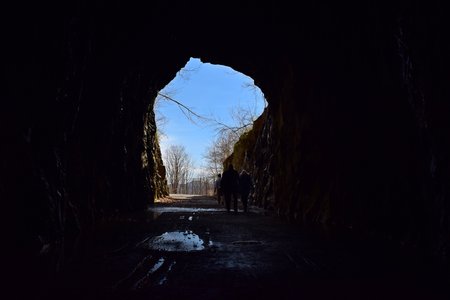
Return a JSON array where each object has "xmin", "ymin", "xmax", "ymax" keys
[{"xmin": 35, "ymin": 195, "xmax": 449, "ymax": 300}]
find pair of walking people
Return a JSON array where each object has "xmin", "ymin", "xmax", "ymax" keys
[{"xmin": 219, "ymin": 164, "xmax": 253, "ymax": 213}]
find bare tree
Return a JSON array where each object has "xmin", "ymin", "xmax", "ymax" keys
[
  {"xmin": 164, "ymin": 145, "xmax": 193, "ymax": 194},
  {"xmin": 181, "ymin": 157, "xmax": 194, "ymax": 194},
  {"xmin": 203, "ymin": 130, "xmax": 237, "ymax": 177}
]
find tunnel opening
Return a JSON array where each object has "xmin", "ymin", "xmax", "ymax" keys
[{"xmin": 152, "ymin": 57, "xmax": 267, "ymax": 196}]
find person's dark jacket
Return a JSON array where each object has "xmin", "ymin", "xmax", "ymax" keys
[
  {"xmin": 239, "ymin": 172, "xmax": 253, "ymax": 196},
  {"xmin": 221, "ymin": 167, "xmax": 239, "ymax": 193}
]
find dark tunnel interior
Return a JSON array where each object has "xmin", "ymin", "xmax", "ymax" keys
[{"xmin": 3, "ymin": 1, "xmax": 450, "ymax": 299}]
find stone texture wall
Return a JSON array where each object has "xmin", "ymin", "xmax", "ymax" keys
[
  {"xmin": 222, "ymin": 2, "xmax": 449, "ymax": 261},
  {"xmin": 5, "ymin": 2, "xmax": 181, "ymax": 270},
  {"xmin": 249, "ymin": 3, "xmax": 449, "ymax": 261}
]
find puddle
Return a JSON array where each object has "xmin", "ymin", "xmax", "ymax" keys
[
  {"xmin": 148, "ymin": 207, "xmax": 224, "ymax": 213},
  {"xmin": 144, "ymin": 231, "xmax": 208, "ymax": 252}
]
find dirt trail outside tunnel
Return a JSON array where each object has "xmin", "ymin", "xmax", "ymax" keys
[{"xmin": 38, "ymin": 195, "xmax": 449, "ymax": 300}]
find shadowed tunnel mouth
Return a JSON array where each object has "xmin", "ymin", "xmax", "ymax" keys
[{"xmin": 8, "ymin": 3, "xmax": 450, "ymax": 299}]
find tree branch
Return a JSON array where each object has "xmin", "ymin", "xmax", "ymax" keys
[
  {"xmin": 157, "ymin": 92, "xmax": 253, "ymax": 135},
  {"xmin": 157, "ymin": 92, "xmax": 211, "ymax": 125}
]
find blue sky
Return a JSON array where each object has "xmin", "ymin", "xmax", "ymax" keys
[{"xmin": 156, "ymin": 57, "xmax": 266, "ymax": 175}]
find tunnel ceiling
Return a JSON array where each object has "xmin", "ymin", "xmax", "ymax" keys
[{"xmin": 4, "ymin": 0, "xmax": 450, "ymax": 270}]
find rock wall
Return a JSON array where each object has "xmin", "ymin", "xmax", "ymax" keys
[
  {"xmin": 223, "ymin": 2, "xmax": 449, "ymax": 261},
  {"xmin": 5, "ymin": 2, "xmax": 180, "ymax": 271},
  {"xmin": 246, "ymin": 2, "xmax": 450, "ymax": 261},
  {"xmin": 223, "ymin": 108, "xmax": 267, "ymax": 172}
]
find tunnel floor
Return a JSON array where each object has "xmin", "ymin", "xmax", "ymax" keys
[{"xmin": 36, "ymin": 195, "xmax": 449, "ymax": 300}]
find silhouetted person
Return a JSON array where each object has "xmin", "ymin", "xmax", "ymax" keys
[
  {"xmin": 220, "ymin": 164, "xmax": 240, "ymax": 213},
  {"xmin": 239, "ymin": 169, "xmax": 253, "ymax": 213},
  {"xmin": 214, "ymin": 173, "xmax": 222, "ymax": 204}
]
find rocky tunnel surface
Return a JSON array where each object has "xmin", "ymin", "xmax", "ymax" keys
[{"xmin": 4, "ymin": 1, "xmax": 450, "ymax": 298}]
